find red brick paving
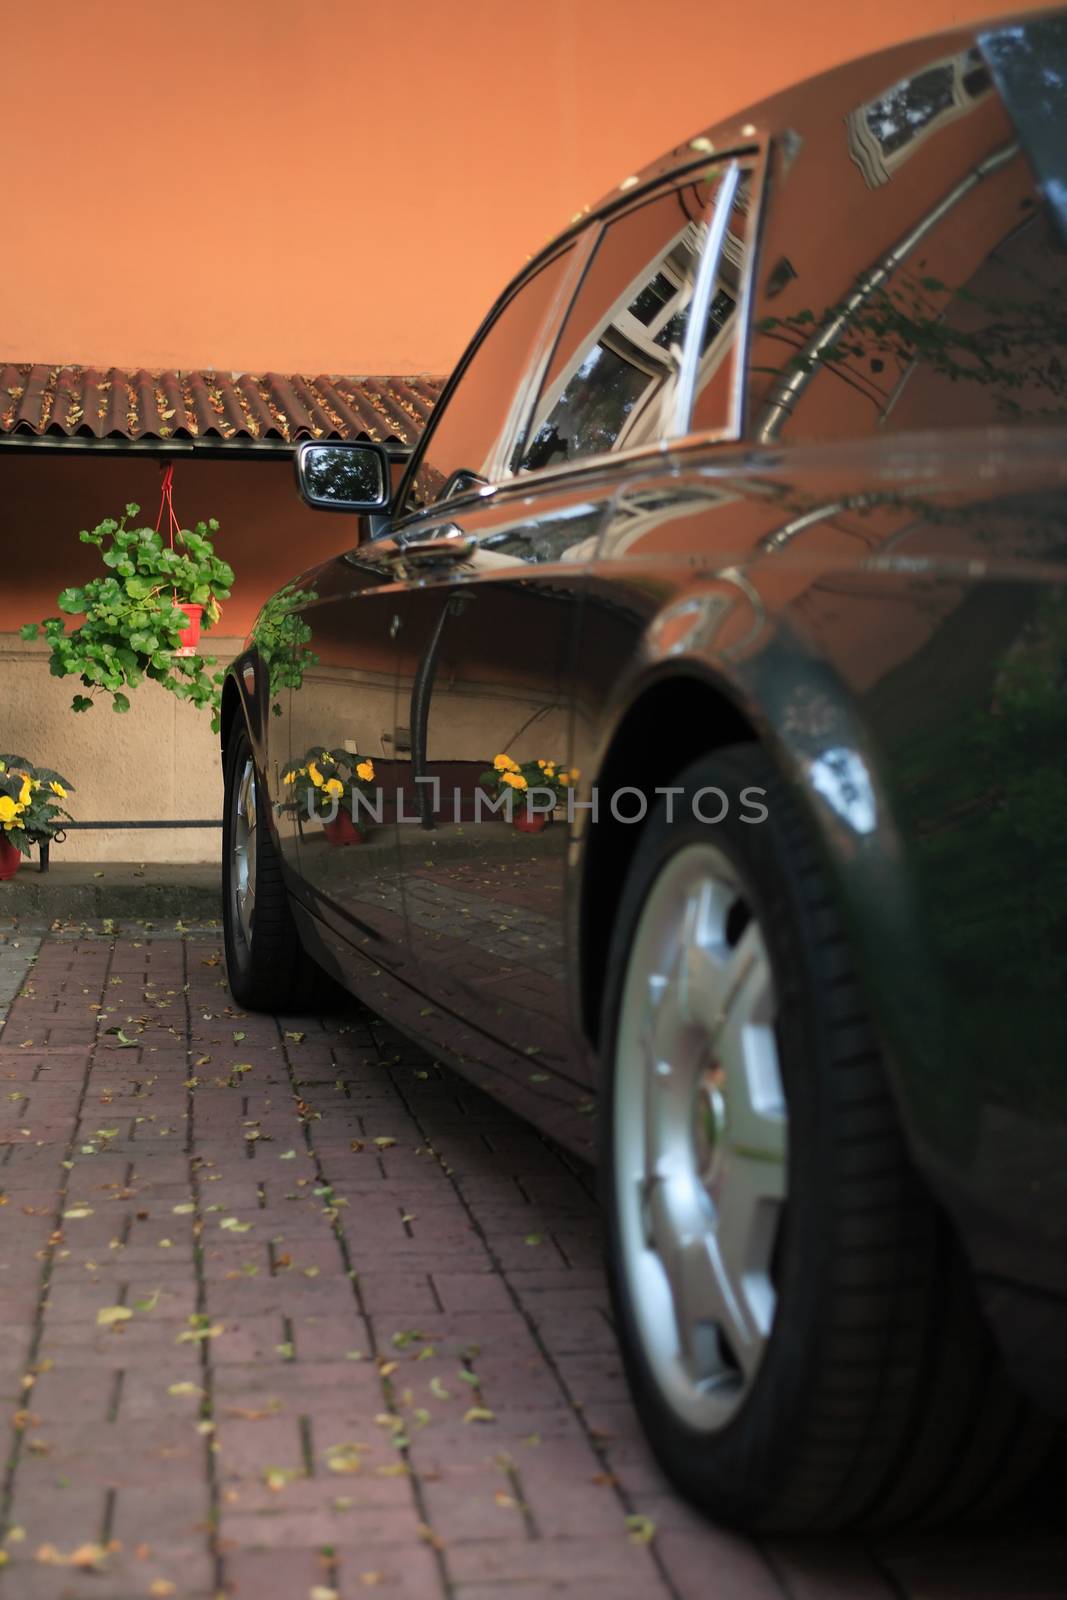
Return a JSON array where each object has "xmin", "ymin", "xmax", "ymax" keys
[{"xmin": 0, "ymin": 926, "xmax": 1064, "ymax": 1600}]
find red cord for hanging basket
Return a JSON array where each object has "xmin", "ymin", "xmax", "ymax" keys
[{"xmin": 155, "ymin": 464, "xmax": 202, "ymax": 655}]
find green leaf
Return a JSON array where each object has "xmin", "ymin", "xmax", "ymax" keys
[
  {"xmin": 72, "ymin": 695, "xmax": 93, "ymax": 712},
  {"xmin": 19, "ymin": 623, "xmax": 39, "ymax": 640},
  {"xmin": 112, "ymin": 692, "xmax": 131, "ymax": 714},
  {"xmin": 57, "ymin": 587, "xmax": 86, "ymax": 613}
]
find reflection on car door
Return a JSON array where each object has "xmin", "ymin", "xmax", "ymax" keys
[
  {"xmin": 276, "ymin": 548, "xmax": 410, "ymax": 994},
  {"xmin": 386, "ymin": 486, "xmax": 607, "ymax": 1119}
]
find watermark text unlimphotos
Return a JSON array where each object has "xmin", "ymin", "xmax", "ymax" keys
[{"xmin": 305, "ymin": 782, "xmax": 769, "ymax": 826}]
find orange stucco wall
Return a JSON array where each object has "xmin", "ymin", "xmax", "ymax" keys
[{"xmin": 3, "ymin": 0, "xmax": 1044, "ymax": 379}]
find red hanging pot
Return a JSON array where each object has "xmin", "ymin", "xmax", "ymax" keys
[
  {"xmin": 156, "ymin": 467, "xmax": 210, "ymax": 658},
  {"xmin": 174, "ymin": 603, "xmax": 203, "ymax": 657},
  {"xmin": 0, "ymin": 837, "xmax": 21, "ymax": 881},
  {"xmin": 513, "ymin": 812, "xmax": 549, "ymax": 835},
  {"xmin": 323, "ymin": 812, "xmax": 366, "ymax": 847}
]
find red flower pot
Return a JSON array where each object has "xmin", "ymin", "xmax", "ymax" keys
[
  {"xmin": 0, "ymin": 837, "xmax": 21, "ymax": 880},
  {"xmin": 513, "ymin": 812, "xmax": 549, "ymax": 835},
  {"xmin": 174, "ymin": 602, "xmax": 204, "ymax": 657},
  {"xmin": 323, "ymin": 813, "xmax": 366, "ymax": 847}
]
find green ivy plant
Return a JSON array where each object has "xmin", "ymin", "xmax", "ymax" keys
[
  {"xmin": 248, "ymin": 583, "xmax": 320, "ymax": 716},
  {"xmin": 20, "ymin": 503, "xmax": 234, "ymax": 732}
]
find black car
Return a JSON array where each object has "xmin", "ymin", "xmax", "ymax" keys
[{"xmin": 221, "ymin": 13, "xmax": 1067, "ymax": 1532}]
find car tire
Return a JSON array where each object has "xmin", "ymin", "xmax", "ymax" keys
[
  {"xmin": 600, "ymin": 742, "xmax": 1054, "ymax": 1532},
  {"xmin": 222, "ymin": 719, "xmax": 329, "ymax": 1012}
]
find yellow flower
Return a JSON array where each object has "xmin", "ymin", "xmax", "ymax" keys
[
  {"xmin": 545, "ymin": 763, "xmax": 556, "ymax": 776},
  {"xmin": 308, "ymin": 760, "xmax": 324, "ymax": 787},
  {"xmin": 17, "ymin": 776, "xmax": 32, "ymax": 807},
  {"xmin": 537, "ymin": 759, "xmax": 546, "ymax": 769},
  {"xmin": 559, "ymin": 773, "xmax": 570, "ymax": 786},
  {"xmin": 493, "ymin": 754, "xmax": 518, "ymax": 773},
  {"xmin": 282, "ymin": 770, "xmax": 297, "ymax": 786},
  {"xmin": 0, "ymin": 795, "xmax": 21, "ymax": 826},
  {"xmin": 323, "ymin": 777, "xmax": 344, "ymax": 798},
  {"xmin": 356, "ymin": 760, "xmax": 375, "ymax": 783},
  {"xmin": 569, "ymin": 769, "xmax": 581, "ymax": 781},
  {"xmin": 502, "ymin": 770, "xmax": 527, "ymax": 790}
]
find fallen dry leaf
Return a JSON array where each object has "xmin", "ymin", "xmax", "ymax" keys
[{"xmin": 96, "ymin": 1306, "xmax": 133, "ymax": 1327}]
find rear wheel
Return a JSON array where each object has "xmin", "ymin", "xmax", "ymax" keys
[
  {"xmin": 222, "ymin": 720, "xmax": 329, "ymax": 1011},
  {"xmin": 601, "ymin": 743, "xmax": 1054, "ymax": 1532}
]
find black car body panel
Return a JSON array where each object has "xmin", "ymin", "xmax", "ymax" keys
[{"xmin": 227, "ymin": 12, "xmax": 1067, "ymax": 1412}]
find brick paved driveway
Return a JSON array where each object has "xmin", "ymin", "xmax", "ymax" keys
[{"xmin": 0, "ymin": 924, "xmax": 1064, "ymax": 1600}]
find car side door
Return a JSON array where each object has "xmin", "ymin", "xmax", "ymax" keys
[
  {"xmin": 386, "ymin": 161, "xmax": 751, "ymax": 1109},
  {"xmin": 269, "ymin": 540, "xmax": 414, "ymax": 996}
]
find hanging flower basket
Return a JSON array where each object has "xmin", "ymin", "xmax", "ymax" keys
[{"xmin": 18, "ymin": 465, "xmax": 233, "ymax": 732}]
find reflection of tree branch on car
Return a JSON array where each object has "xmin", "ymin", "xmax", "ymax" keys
[
  {"xmin": 749, "ymin": 330, "xmax": 894, "ymax": 410},
  {"xmin": 754, "ymin": 140, "xmax": 1023, "ymax": 440}
]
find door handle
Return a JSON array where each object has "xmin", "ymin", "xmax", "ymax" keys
[{"xmin": 393, "ymin": 525, "xmax": 476, "ymax": 565}]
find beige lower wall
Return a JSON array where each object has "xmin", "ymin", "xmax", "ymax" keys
[
  {"xmin": 0, "ymin": 633, "xmax": 243, "ymax": 863},
  {"xmin": 2, "ymin": 634, "xmax": 575, "ymax": 864}
]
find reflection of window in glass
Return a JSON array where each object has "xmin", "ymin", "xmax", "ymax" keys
[
  {"xmin": 847, "ymin": 47, "xmax": 993, "ymax": 187},
  {"xmin": 598, "ymin": 485, "xmax": 737, "ymax": 559},
  {"xmin": 404, "ymin": 245, "xmax": 574, "ymax": 511},
  {"xmin": 517, "ymin": 175, "xmax": 724, "ymax": 472}
]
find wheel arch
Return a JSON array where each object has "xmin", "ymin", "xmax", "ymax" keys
[
  {"xmin": 577, "ymin": 643, "xmax": 970, "ymax": 1229},
  {"xmin": 220, "ymin": 674, "xmax": 243, "ymax": 759},
  {"xmin": 578, "ymin": 669, "xmax": 759, "ymax": 1048},
  {"xmin": 220, "ymin": 652, "xmax": 267, "ymax": 770}
]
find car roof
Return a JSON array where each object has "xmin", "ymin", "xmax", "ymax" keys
[
  {"xmin": 521, "ymin": 7, "xmax": 1059, "ymax": 269},
  {"xmin": 430, "ymin": 4, "xmax": 1061, "ymax": 451}
]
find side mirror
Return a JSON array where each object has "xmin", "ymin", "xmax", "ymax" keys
[{"xmin": 295, "ymin": 440, "xmax": 391, "ymax": 512}]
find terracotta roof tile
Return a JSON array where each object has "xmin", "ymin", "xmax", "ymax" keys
[{"xmin": 0, "ymin": 364, "xmax": 444, "ymax": 448}]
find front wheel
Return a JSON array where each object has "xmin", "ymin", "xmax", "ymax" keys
[
  {"xmin": 222, "ymin": 721, "xmax": 327, "ymax": 1011},
  {"xmin": 601, "ymin": 744, "xmax": 1053, "ymax": 1532}
]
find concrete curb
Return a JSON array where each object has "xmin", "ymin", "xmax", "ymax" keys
[{"xmin": 0, "ymin": 862, "xmax": 221, "ymax": 922}]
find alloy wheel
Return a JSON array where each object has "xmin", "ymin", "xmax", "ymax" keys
[
  {"xmin": 613, "ymin": 842, "xmax": 787, "ymax": 1431},
  {"xmin": 230, "ymin": 754, "xmax": 258, "ymax": 952}
]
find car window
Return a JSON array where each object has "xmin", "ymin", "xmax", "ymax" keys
[
  {"xmin": 400, "ymin": 246, "xmax": 575, "ymax": 514},
  {"xmin": 515, "ymin": 169, "xmax": 734, "ymax": 472},
  {"xmin": 747, "ymin": 39, "xmax": 1067, "ymax": 442}
]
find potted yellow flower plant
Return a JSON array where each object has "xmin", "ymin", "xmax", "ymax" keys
[
  {"xmin": 0, "ymin": 757, "xmax": 74, "ymax": 880},
  {"xmin": 479, "ymin": 754, "xmax": 578, "ymax": 833},
  {"xmin": 282, "ymin": 747, "xmax": 377, "ymax": 846}
]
